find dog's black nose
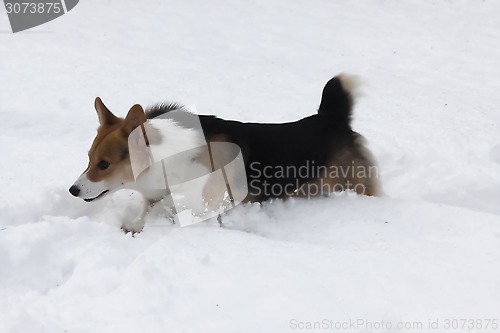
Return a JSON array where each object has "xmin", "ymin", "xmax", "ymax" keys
[{"xmin": 69, "ymin": 185, "xmax": 80, "ymax": 197}]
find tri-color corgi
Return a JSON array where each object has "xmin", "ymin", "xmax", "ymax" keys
[{"xmin": 70, "ymin": 74, "xmax": 379, "ymax": 232}]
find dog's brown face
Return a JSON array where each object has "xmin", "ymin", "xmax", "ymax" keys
[{"xmin": 69, "ymin": 98, "xmax": 146, "ymax": 201}]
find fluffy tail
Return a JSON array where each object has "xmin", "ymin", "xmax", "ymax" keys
[{"xmin": 318, "ymin": 73, "xmax": 358, "ymax": 125}]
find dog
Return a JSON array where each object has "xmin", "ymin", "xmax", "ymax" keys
[{"xmin": 69, "ymin": 74, "xmax": 379, "ymax": 232}]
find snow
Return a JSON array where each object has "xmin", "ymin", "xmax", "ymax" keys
[{"xmin": 1, "ymin": 1, "xmax": 500, "ymax": 332}]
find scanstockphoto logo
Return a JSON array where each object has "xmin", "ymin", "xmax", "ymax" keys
[
  {"xmin": 3, "ymin": 0, "xmax": 78, "ymax": 33},
  {"xmin": 128, "ymin": 107, "xmax": 249, "ymax": 227}
]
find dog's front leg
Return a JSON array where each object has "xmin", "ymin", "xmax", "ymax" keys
[{"xmin": 121, "ymin": 195, "xmax": 152, "ymax": 234}]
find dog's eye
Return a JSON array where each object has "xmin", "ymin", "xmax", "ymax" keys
[{"xmin": 97, "ymin": 160, "xmax": 110, "ymax": 170}]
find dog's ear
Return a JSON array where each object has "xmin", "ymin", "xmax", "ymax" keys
[
  {"xmin": 122, "ymin": 104, "xmax": 147, "ymax": 136},
  {"xmin": 95, "ymin": 97, "xmax": 120, "ymax": 126}
]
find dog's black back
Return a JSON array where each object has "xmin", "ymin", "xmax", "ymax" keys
[{"xmin": 146, "ymin": 75, "xmax": 378, "ymax": 201}]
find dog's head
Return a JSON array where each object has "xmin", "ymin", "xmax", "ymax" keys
[{"xmin": 69, "ymin": 97, "xmax": 146, "ymax": 201}]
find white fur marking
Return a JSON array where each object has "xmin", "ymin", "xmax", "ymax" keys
[{"xmin": 72, "ymin": 173, "xmax": 109, "ymax": 200}]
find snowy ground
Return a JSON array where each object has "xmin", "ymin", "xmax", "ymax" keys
[{"xmin": 1, "ymin": 1, "xmax": 500, "ymax": 332}]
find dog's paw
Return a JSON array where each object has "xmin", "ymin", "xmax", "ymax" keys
[
  {"xmin": 121, "ymin": 225, "xmax": 143, "ymax": 235},
  {"xmin": 121, "ymin": 218, "xmax": 145, "ymax": 235}
]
